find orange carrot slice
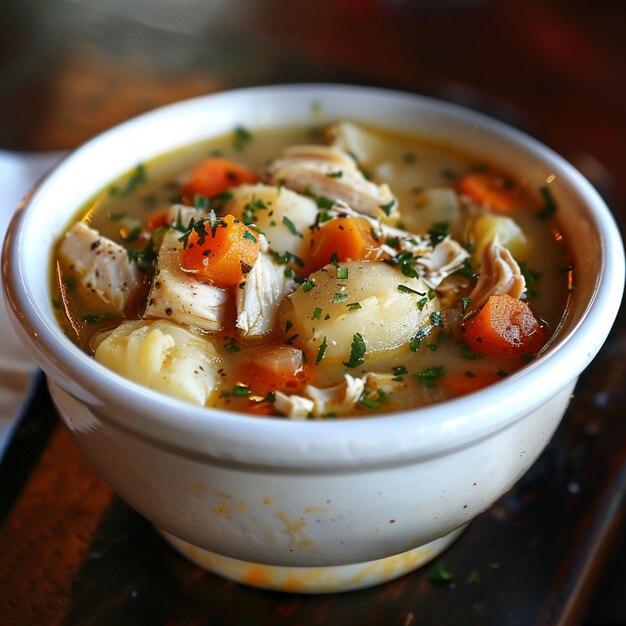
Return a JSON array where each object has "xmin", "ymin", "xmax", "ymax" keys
[
  {"xmin": 463, "ymin": 294, "xmax": 545, "ymax": 358},
  {"xmin": 457, "ymin": 173, "xmax": 526, "ymax": 213},
  {"xmin": 308, "ymin": 217, "xmax": 380, "ymax": 272},
  {"xmin": 182, "ymin": 157, "xmax": 258, "ymax": 200},
  {"xmin": 181, "ymin": 214, "xmax": 261, "ymax": 287}
]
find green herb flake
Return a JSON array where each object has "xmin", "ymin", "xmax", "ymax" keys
[
  {"xmin": 393, "ymin": 366, "xmax": 408, "ymax": 376},
  {"xmin": 332, "ymin": 292, "xmax": 348, "ymax": 304},
  {"xmin": 398, "ymin": 284, "xmax": 425, "ymax": 295},
  {"xmin": 346, "ymin": 302, "xmax": 362, "ymax": 311},
  {"xmin": 360, "ymin": 396, "xmax": 381, "ymax": 410},
  {"xmin": 326, "ymin": 170, "xmax": 343, "ymax": 178},
  {"xmin": 282, "ymin": 215, "xmax": 303, "ymax": 237},
  {"xmin": 123, "ymin": 225, "xmax": 142, "ymax": 243},
  {"xmin": 316, "ymin": 336, "xmax": 328, "ymax": 364},
  {"xmin": 461, "ymin": 296, "xmax": 471, "ymax": 315},
  {"xmin": 224, "ymin": 339, "xmax": 240, "ymax": 352},
  {"xmin": 194, "ymin": 194, "xmax": 210, "ymax": 210},
  {"xmin": 416, "ymin": 297, "xmax": 429, "ymax": 311},
  {"xmin": 301, "ymin": 279, "xmax": 316, "ymax": 293},
  {"xmin": 337, "ymin": 266, "xmax": 349, "ymax": 279},
  {"xmin": 81, "ymin": 313, "xmax": 116, "ymax": 324},
  {"xmin": 263, "ymin": 391, "xmax": 276, "ymax": 403},
  {"xmin": 316, "ymin": 195, "xmax": 335, "ymax": 210},
  {"xmin": 233, "ymin": 125, "xmax": 253, "ymax": 151},
  {"xmin": 344, "ymin": 333, "xmax": 366, "ymax": 368},
  {"xmin": 313, "ymin": 307, "xmax": 323, "ymax": 320},
  {"xmin": 415, "ymin": 366, "xmax": 446, "ymax": 387},
  {"xmin": 379, "ymin": 198, "xmax": 396, "ymax": 216},
  {"xmin": 243, "ymin": 230, "xmax": 257, "ymax": 243},
  {"xmin": 429, "ymin": 561, "xmax": 454, "ymax": 584},
  {"xmin": 536, "ymin": 185, "xmax": 558, "ymax": 220},
  {"xmin": 430, "ymin": 311, "xmax": 442, "ymax": 327},
  {"xmin": 233, "ymin": 385, "xmax": 250, "ymax": 397},
  {"xmin": 428, "ymin": 221, "xmax": 450, "ymax": 247},
  {"xmin": 518, "ymin": 261, "xmax": 541, "ymax": 298}
]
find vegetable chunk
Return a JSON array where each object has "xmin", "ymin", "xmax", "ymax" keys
[
  {"xmin": 181, "ymin": 157, "xmax": 258, "ymax": 200},
  {"xmin": 181, "ymin": 214, "xmax": 261, "ymax": 288},
  {"xmin": 463, "ymin": 294, "xmax": 545, "ymax": 358},
  {"xmin": 308, "ymin": 217, "xmax": 381, "ymax": 272}
]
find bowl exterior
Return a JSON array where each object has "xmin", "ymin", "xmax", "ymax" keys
[
  {"xmin": 48, "ymin": 378, "xmax": 573, "ymax": 566},
  {"xmin": 3, "ymin": 85, "xmax": 623, "ymax": 574}
]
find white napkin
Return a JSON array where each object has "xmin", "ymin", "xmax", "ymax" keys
[{"xmin": 0, "ymin": 150, "xmax": 66, "ymax": 457}]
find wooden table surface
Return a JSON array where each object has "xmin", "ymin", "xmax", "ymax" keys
[{"xmin": 1, "ymin": 1, "xmax": 625, "ymax": 624}]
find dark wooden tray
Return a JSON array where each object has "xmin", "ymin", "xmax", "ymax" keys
[{"xmin": 1, "ymin": 310, "xmax": 625, "ymax": 626}]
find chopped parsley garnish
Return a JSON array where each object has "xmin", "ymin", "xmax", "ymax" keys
[
  {"xmin": 80, "ymin": 313, "xmax": 117, "ymax": 324},
  {"xmin": 360, "ymin": 395, "xmax": 381, "ymax": 410},
  {"xmin": 379, "ymin": 198, "xmax": 396, "ymax": 216},
  {"xmin": 123, "ymin": 225, "xmax": 141, "ymax": 242},
  {"xmin": 441, "ymin": 168, "xmax": 458, "ymax": 180},
  {"xmin": 316, "ymin": 337, "xmax": 328, "ymax": 364},
  {"xmin": 417, "ymin": 297, "xmax": 429, "ymax": 311},
  {"xmin": 518, "ymin": 261, "xmax": 541, "ymax": 298},
  {"xmin": 194, "ymin": 194, "xmax": 211, "ymax": 210},
  {"xmin": 430, "ymin": 311, "xmax": 442, "ymax": 327},
  {"xmin": 301, "ymin": 278, "xmax": 316, "ymax": 293},
  {"xmin": 243, "ymin": 230, "xmax": 257, "ymax": 243},
  {"xmin": 111, "ymin": 163, "xmax": 146, "ymax": 197},
  {"xmin": 397, "ymin": 284, "xmax": 425, "ymax": 295},
  {"xmin": 282, "ymin": 216, "xmax": 302, "ymax": 237},
  {"xmin": 415, "ymin": 366, "xmax": 446, "ymax": 387},
  {"xmin": 536, "ymin": 185, "xmax": 558, "ymax": 219},
  {"xmin": 392, "ymin": 251, "xmax": 418, "ymax": 279},
  {"xmin": 428, "ymin": 221, "xmax": 450, "ymax": 247},
  {"xmin": 454, "ymin": 258, "xmax": 475, "ymax": 278},
  {"xmin": 346, "ymin": 302, "xmax": 362, "ymax": 311},
  {"xmin": 337, "ymin": 266, "xmax": 349, "ymax": 279},
  {"xmin": 313, "ymin": 307, "xmax": 323, "ymax": 320},
  {"xmin": 332, "ymin": 292, "xmax": 348, "ymax": 304},
  {"xmin": 344, "ymin": 333, "xmax": 366, "ymax": 368},
  {"xmin": 461, "ymin": 296, "xmax": 471, "ymax": 315},
  {"xmin": 224, "ymin": 339, "xmax": 240, "ymax": 352},
  {"xmin": 232, "ymin": 385, "xmax": 250, "ymax": 397},
  {"xmin": 393, "ymin": 366, "xmax": 408, "ymax": 376},
  {"xmin": 316, "ymin": 195, "xmax": 335, "ymax": 210},
  {"xmin": 233, "ymin": 125, "xmax": 253, "ymax": 151},
  {"xmin": 327, "ymin": 170, "xmax": 343, "ymax": 178},
  {"xmin": 263, "ymin": 391, "xmax": 276, "ymax": 403}
]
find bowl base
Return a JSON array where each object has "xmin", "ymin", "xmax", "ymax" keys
[{"xmin": 158, "ymin": 525, "xmax": 467, "ymax": 593}]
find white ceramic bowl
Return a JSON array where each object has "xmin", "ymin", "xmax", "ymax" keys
[{"xmin": 3, "ymin": 85, "xmax": 624, "ymax": 593}]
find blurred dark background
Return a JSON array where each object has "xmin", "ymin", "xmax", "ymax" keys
[{"xmin": 0, "ymin": 1, "xmax": 624, "ymax": 624}]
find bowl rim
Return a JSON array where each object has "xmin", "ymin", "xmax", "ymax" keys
[{"xmin": 3, "ymin": 83, "xmax": 624, "ymax": 467}]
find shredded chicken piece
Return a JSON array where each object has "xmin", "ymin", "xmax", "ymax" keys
[
  {"xmin": 58, "ymin": 222, "xmax": 141, "ymax": 313},
  {"xmin": 304, "ymin": 374, "xmax": 366, "ymax": 416},
  {"xmin": 265, "ymin": 145, "xmax": 397, "ymax": 219},
  {"xmin": 273, "ymin": 391, "xmax": 314, "ymax": 420},
  {"xmin": 416, "ymin": 238, "xmax": 470, "ymax": 289},
  {"xmin": 143, "ymin": 230, "xmax": 229, "ymax": 331},
  {"xmin": 236, "ymin": 252, "xmax": 296, "ymax": 336},
  {"xmin": 165, "ymin": 204, "xmax": 209, "ymax": 228},
  {"xmin": 467, "ymin": 239, "xmax": 526, "ymax": 312}
]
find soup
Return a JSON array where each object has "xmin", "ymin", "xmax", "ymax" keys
[{"xmin": 53, "ymin": 121, "xmax": 571, "ymax": 417}]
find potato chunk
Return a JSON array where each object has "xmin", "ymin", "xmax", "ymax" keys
[
  {"xmin": 224, "ymin": 184, "xmax": 317, "ymax": 262},
  {"xmin": 281, "ymin": 262, "xmax": 438, "ymax": 363},
  {"xmin": 94, "ymin": 320, "xmax": 221, "ymax": 406}
]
